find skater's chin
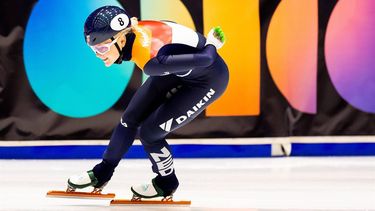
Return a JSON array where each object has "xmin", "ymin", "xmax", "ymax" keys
[
  {"xmin": 104, "ymin": 62, "xmax": 113, "ymax": 67},
  {"xmin": 103, "ymin": 59, "xmax": 113, "ymax": 67}
]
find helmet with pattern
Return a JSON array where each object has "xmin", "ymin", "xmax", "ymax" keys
[{"xmin": 84, "ymin": 5, "xmax": 131, "ymax": 46}]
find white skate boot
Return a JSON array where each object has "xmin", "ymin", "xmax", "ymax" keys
[
  {"xmin": 109, "ymin": 179, "xmax": 191, "ymax": 205},
  {"xmin": 46, "ymin": 170, "xmax": 115, "ymax": 199},
  {"xmin": 131, "ymin": 179, "xmax": 166, "ymax": 200},
  {"xmin": 67, "ymin": 170, "xmax": 103, "ymax": 193}
]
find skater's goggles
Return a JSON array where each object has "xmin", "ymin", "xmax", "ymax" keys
[{"xmin": 89, "ymin": 36, "xmax": 119, "ymax": 55}]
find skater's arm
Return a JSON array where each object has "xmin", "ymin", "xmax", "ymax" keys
[{"xmin": 143, "ymin": 45, "xmax": 218, "ymax": 76}]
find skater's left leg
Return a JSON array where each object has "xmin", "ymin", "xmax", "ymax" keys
[{"xmin": 135, "ymin": 79, "xmax": 228, "ymax": 197}]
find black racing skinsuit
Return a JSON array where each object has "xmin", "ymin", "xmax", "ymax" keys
[{"xmin": 93, "ymin": 41, "xmax": 229, "ymax": 197}]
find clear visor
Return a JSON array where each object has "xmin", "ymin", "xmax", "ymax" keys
[{"xmin": 89, "ymin": 36, "xmax": 119, "ymax": 55}]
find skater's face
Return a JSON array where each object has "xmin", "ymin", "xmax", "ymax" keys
[{"xmin": 91, "ymin": 31, "xmax": 127, "ymax": 67}]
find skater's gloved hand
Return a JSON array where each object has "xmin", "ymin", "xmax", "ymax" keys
[{"xmin": 205, "ymin": 26, "xmax": 226, "ymax": 50}]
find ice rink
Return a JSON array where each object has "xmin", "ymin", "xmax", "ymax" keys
[{"xmin": 1, "ymin": 157, "xmax": 375, "ymax": 211}]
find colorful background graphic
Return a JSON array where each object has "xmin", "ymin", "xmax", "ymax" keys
[
  {"xmin": 266, "ymin": 0, "xmax": 318, "ymax": 114},
  {"xmin": 325, "ymin": 0, "xmax": 375, "ymax": 113},
  {"xmin": 1, "ymin": 0, "xmax": 375, "ymax": 140},
  {"xmin": 203, "ymin": 0, "xmax": 260, "ymax": 116},
  {"xmin": 140, "ymin": 0, "xmax": 195, "ymax": 29},
  {"xmin": 24, "ymin": 0, "xmax": 134, "ymax": 118}
]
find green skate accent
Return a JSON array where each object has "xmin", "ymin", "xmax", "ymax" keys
[
  {"xmin": 151, "ymin": 178, "xmax": 165, "ymax": 197},
  {"xmin": 67, "ymin": 170, "xmax": 98, "ymax": 189},
  {"xmin": 130, "ymin": 178, "xmax": 165, "ymax": 199},
  {"xmin": 213, "ymin": 26, "xmax": 226, "ymax": 43}
]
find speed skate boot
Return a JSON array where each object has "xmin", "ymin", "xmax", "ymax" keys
[
  {"xmin": 46, "ymin": 161, "xmax": 116, "ymax": 199},
  {"xmin": 131, "ymin": 173, "xmax": 179, "ymax": 201},
  {"xmin": 67, "ymin": 160, "xmax": 115, "ymax": 193},
  {"xmin": 67, "ymin": 170, "xmax": 106, "ymax": 193}
]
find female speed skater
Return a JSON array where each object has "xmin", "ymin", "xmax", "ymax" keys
[{"xmin": 67, "ymin": 5, "xmax": 229, "ymax": 200}]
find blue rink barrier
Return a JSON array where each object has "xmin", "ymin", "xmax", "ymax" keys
[
  {"xmin": 0, "ymin": 144, "xmax": 272, "ymax": 159},
  {"xmin": 1, "ymin": 137, "xmax": 375, "ymax": 159},
  {"xmin": 291, "ymin": 143, "xmax": 375, "ymax": 156}
]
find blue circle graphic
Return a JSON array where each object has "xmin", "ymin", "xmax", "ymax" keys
[{"xmin": 24, "ymin": 1, "xmax": 134, "ymax": 118}]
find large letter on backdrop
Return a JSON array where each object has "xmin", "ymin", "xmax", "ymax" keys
[
  {"xmin": 203, "ymin": 0, "xmax": 260, "ymax": 116},
  {"xmin": 325, "ymin": 0, "xmax": 375, "ymax": 113},
  {"xmin": 23, "ymin": 0, "xmax": 134, "ymax": 118},
  {"xmin": 266, "ymin": 0, "xmax": 318, "ymax": 114}
]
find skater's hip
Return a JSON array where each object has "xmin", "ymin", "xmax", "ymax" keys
[{"xmin": 179, "ymin": 56, "xmax": 229, "ymax": 86}]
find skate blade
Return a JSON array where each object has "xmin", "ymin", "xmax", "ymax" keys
[
  {"xmin": 110, "ymin": 199, "xmax": 191, "ymax": 205},
  {"xmin": 46, "ymin": 190, "xmax": 115, "ymax": 200}
]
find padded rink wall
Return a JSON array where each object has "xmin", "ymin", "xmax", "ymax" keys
[{"xmin": 1, "ymin": 136, "xmax": 375, "ymax": 159}]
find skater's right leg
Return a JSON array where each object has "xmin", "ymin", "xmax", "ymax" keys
[
  {"xmin": 91, "ymin": 121, "xmax": 138, "ymax": 187},
  {"xmin": 68, "ymin": 122, "xmax": 137, "ymax": 190},
  {"xmin": 68, "ymin": 75, "xmax": 182, "ymax": 191}
]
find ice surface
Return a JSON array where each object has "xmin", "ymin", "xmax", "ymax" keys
[{"xmin": 1, "ymin": 157, "xmax": 375, "ymax": 210}]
